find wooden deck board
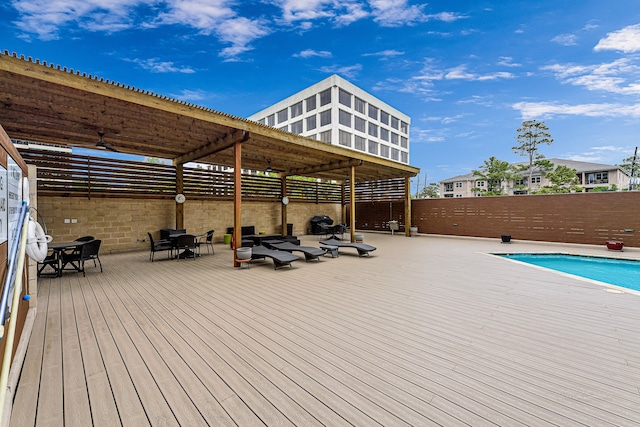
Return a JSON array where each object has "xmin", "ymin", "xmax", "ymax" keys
[{"xmin": 11, "ymin": 234, "xmax": 640, "ymax": 426}]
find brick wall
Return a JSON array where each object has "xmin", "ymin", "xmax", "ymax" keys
[
  {"xmin": 411, "ymin": 192, "xmax": 640, "ymax": 247},
  {"xmin": 37, "ymin": 196, "xmax": 341, "ymax": 253}
]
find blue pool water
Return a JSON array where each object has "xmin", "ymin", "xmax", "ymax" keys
[{"xmin": 498, "ymin": 253, "xmax": 640, "ymax": 292}]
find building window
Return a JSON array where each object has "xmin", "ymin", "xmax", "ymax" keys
[
  {"xmin": 455, "ymin": 194, "xmax": 463, "ymax": 198},
  {"xmin": 380, "ymin": 110, "xmax": 389, "ymax": 125},
  {"xmin": 400, "ymin": 121, "xmax": 408, "ymax": 134},
  {"xmin": 319, "ymin": 88, "xmax": 331, "ymax": 106},
  {"xmin": 257, "ymin": 118, "xmax": 265, "ymax": 125},
  {"xmin": 320, "ymin": 110, "xmax": 331, "ymax": 126},
  {"xmin": 400, "ymin": 136, "xmax": 408, "ymax": 148},
  {"xmin": 339, "ymin": 130, "xmax": 351, "ymax": 147},
  {"xmin": 380, "ymin": 145, "xmax": 389, "ymax": 158},
  {"xmin": 306, "ymin": 95, "xmax": 316, "ymax": 111},
  {"xmin": 278, "ymin": 125, "xmax": 288, "ymax": 131},
  {"xmin": 515, "ymin": 179, "xmax": 525, "ymax": 186},
  {"xmin": 455, "ymin": 182, "xmax": 463, "ymax": 188},
  {"xmin": 445, "ymin": 183, "xmax": 453, "ymax": 192},
  {"xmin": 306, "ymin": 115, "xmax": 316, "ymax": 131},
  {"xmin": 290, "ymin": 101, "xmax": 303, "ymax": 118},
  {"xmin": 444, "ymin": 194, "xmax": 454, "ymax": 198},
  {"xmin": 531, "ymin": 176, "xmax": 541, "ymax": 184},
  {"xmin": 355, "ymin": 97, "xmax": 365, "ymax": 114},
  {"xmin": 368, "ymin": 104, "xmax": 378, "ymax": 120},
  {"xmin": 368, "ymin": 122, "xmax": 378, "ymax": 137},
  {"xmin": 380, "ymin": 128, "xmax": 389, "ymax": 141},
  {"xmin": 588, "ymin": 172, "xmax": 608, "ymax": 184},
  {"xmin": 354, "ymin": 116, "xmax": 366, "ymax": 133},
  {"xmin": 338, "ymin": 89, "xmax": 351, "ymax": 107},
  {"xmin": 391, "ymin": 148, "xmax": 399, "ymax": 160},
  {"xmin": 390, "ymin": 133, "xmax": 399, "ymax": 145},
  {"xmin": 354, "ymin": 135, "xmax": 366, "ymax": 151},
  {"xmin": 290, "ymin": 120, "xmax": 303, "ymax": 134},
  {"xmin": 368, "ymin": 140, "xmax": 378, "ymax": 155},
  {"xmin": 267, "ymin": 114, "xmax": 275, "ymax": 127},
  {"xmin": 319, "ymin": 130, "xmax": 332, "ymax": 143},
  {"xmin": 339, "ymin": 109, "xmax": 351, "ymax": 127},
  {"xmin": 277, "ymin": 108, "xmax": 288, "ymax": 123},
  {"xmin": 391, "ymin": 116, "xmax": 399, "ymax": 129},
  {"xmin": 401, "ymin": 151, "xmax": 408, "ymax": 163},
  {"xmin": 476, "ymin": 181, "xmax": 485, "ymax": 187}
]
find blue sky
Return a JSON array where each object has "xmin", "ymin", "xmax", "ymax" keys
[{"xmin": 2, "ymin": 0, "xmax": 640, "ymax": 188}]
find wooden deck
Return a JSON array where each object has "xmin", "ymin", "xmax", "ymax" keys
[{"xmin": 10, "ymin": 234, "xmax": 640, "ymax": 426}]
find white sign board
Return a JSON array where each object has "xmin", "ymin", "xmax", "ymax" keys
[
  {"xmin": 0, "ymin": 165, "xmax": 6, "ymax": 245},
  {"xmin": 7, "ymin": 156, "xmax": 22, "ymax": 256}
]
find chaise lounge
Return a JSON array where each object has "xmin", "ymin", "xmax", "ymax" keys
[
  {"xmin": 250, "ymin": 245, "xmax": 299, "ymax": 269},
  {"xmin": 269, "ymin": 241, "xmax": 326, "ymax": 262},
  {"xmin": 319, "ymin": 238, "xmax": 376, "ymax": 257}
]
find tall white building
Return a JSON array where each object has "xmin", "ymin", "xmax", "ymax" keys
[{"xmin": 248, "ymin": 75, "xmax": 410, "ymax": 165}]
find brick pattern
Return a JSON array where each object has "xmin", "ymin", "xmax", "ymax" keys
[{"xmin": 37, "ymin": 196, "xmax": 341, "ymax": 253}]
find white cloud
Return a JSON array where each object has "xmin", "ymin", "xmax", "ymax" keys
[
  {"xmin": 128, "ymin": 58, "xmax": 195, "ymax": 73},
  {"xmin": 551, "ymin": 33, "xmax": 578, "ymax": 46},
  {"xmin": 363, "ymin": 49, "xmax": 404, "ymax": 57},
  {"xmin": 497, "ymin": 56, "xmax": 521, "ymax": 67},
  {"xmin": 294, "ymin": 49, "xmax": 332, "ymax": 58},
  {"xmin": 171, "ymin": 89, "xmax": 208, "ymax": 101},
  {"xmin": 444, "ymin": 65, "xmax": 514, "ymax": 81},
  {"xmin": 595, "ymin": 24, "xmax": 640, "ymax": 53},
  {"xmin": 512, "ymin": 101, "xmax": 640, "ymax": 119},
  {"xmin": 317, "ymin": 63, "xmax": 362, "ymax": 78},
  {"xmin": 369, "ymin": 0, "xmax": 464, "ymax": 27},
  {"xmin": 542, "ymin": 59, "xmax": 640, "ymax": 95}
]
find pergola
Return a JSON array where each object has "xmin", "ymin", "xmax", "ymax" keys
[{"xmin": 0, "ymin": 51, "xmax": 419, "ymax": 265}]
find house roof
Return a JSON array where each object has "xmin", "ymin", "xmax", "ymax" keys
[
  {"xmin": 0, "ymin": 51, "xmax": 419, "ymax": 183},
  {"xmin": 440, "ymin": 158, "xmax": 626, "ymax": 183}
]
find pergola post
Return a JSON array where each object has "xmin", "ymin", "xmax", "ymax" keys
[
  {"xmin": 404, "ymin": 176, "xmax": 412, "ymax": 237},
  {"xmin": 176, "ymin": 163, "xmax": 184, "ymax": 229},
  {"xmin": 349, "ymin": 165, "xmax": 356, "ymax": 243},
  {"xmin": 281, "ymin": 178, "xmax": 287, "ymax": 236},
  {"xmin": 233, "ymin": 140, "xmax": 242, "ymax": 267}
]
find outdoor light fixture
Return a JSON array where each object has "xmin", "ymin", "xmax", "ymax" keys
[{"xmin": 265, "ymin": 160, "xmax": 272, "ymax": 173}]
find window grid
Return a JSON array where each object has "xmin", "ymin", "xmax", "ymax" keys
[
  {"xmin": 306, "ymin": 115, "xmax": 316, "ymax": 131},
  {"xmin": 339, "ymin": 130, "xmax": 351, "ymax": 147},
  {"xmin": 319, "ymin": 89, "xmax": 331, "ymax": 106},
  {"xmin": 338, "ymin": 89, "xmax": 351, "ymax": 107},
  {"xmin": 290, "ymin": 102, "xmax": 303, "ymax": 118},
  {"xmin": 339, "ymin": 109, "xmax": 352, "ymax": 127},
  {"xmin": 290, "ymin": 120, "xmax": 303, "ymax": 134},
  {"xmin": 354, "ymin": 135, "xmax": 366, "ymax": 151},
  {"xmin": 380, "ymin": 145, "xmax": 389, "ymax": 158},
  {"xmin": 277, "ymin": 109, "xmax": 288, "ymax": 124},
  {"xmin": 355, "ymin": 97, "xmax": 365, "ymax": 114},
  {"xmin": 267, "ymin": 114, "xmax": 275, "ymax": 127},
  {"xmin": 368, "ymin": 104, "xmax": 378, "ymax": 120},
  {"xmin": 380, "ymin": 128, "xmax": 389, "ymax": 141},
  {"xmin": 354, "ymin": 116, "xmax": 366, "ymax": 133},
  {"xmin": 319, "ymin": 130, "xmax": 332, "ymax": 143},
  {"xmin": 306, "ymin": 95, "xmax": 316, "ymax": 112},
  {"xmin": 368, "ymin": 140, "xmax": 378, "ymax": 155},
  {"xmin": 320, "ymin": 110, "xmax": 331, "ymax": 126},
  {"xmin": 368, "ymin": 122, "xmax": 378, "ymax": 137},
  {"xmin": 380, "ymin": 111, "xmax": 389, "ymax": 125}
]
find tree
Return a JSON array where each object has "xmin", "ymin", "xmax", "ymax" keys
[
  {"xmin": 472, "ymin": 156, "xmax": 517, "ymax": 196},
  {"xmin": 533, "ymin": 165, "xmax": 581, "ymax": 193},
  {"xmin": 513, "ymin": 120, "xmax": 554, "ymax": 193},
  {"xmin": 417, "ymin": 183, "xmax": 440, "ymax": 198},
  {"xmin": 618, "ymin": 147, "xmax": 638, "ymax": 190}
]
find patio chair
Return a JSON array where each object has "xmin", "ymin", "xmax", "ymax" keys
[
  {"xmin": 269, "ymin": 241, "xmax": 325, "ymax": 262},
  {"xmin": 148, "ymin": 232, "xmax": 173, "ymax": 262},
  {"xmin": 37, "ymin": 251, "xmax": 59, "ymax": 277},
  {"xmin": 61, "ymin": 239, "xmax": 103, "ymax": 276},
  {"xmin": 196, "ymin": 229, "xmax": 215, "ymax": 254},
  {"xmin": 319, "ymin": 238, "xmax": 376, "ymax": 257},
  {"xmin": 175, "ymin": 234, "xmax": 197, "ymax": 261}
]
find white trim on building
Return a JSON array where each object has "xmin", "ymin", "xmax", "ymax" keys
[{"xmin": 248, "ymin": 75, "xmax": 410, "ymax": 165}]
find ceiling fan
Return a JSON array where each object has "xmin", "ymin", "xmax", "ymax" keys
[{"xmin": 96, "ymin": 131, "xmax": 118, "ymax": 152}]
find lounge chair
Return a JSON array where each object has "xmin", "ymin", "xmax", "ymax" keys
[
  {"xmin": 270, "ymin": 241, "xmax": 325, "ymax": 262},
  {"xmin": 319, "ymin": 238, "xmax": 376, "ymax": 257},
  {"xmin": 250, "ymin": 245, "xmax": 298, "ymax": 269}
]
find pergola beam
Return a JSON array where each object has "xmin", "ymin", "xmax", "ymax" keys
[
  {"xmin": 173, "ymin": 130, "xmax": 249, "ymax": 165},
  {"xmin": 284, "ymin": 159, "xmax": 363, "ymax": 178}
]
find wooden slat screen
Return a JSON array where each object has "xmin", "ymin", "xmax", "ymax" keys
[
  {"xmin": 354, "ymin": 178, "xmax": 406, "ymax": 201},
  {"xmin": 19, "ymin": 149, "xmax": 370, "ymax": 202}
]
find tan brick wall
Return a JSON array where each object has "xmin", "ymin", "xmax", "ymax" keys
[
  {"xmin": 411, "ymin": 192, "xmax": 640, "ymax": 247},
  {"xmin": 37, "ymin": 196, "xmax": 341, "ymax": 253}
]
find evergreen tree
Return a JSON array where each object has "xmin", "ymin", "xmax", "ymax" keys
[{"xmin": 514, "ymin": 120, "xmax": 553, "ymax": 193}]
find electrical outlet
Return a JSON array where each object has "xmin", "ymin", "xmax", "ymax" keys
[
  {"xmin": 71, "ymin": 218, "xmax": 77, "ymax": 223},
  {"xmin": 64, "ymin": 219, "xmax": 70, "ymax": 224}
]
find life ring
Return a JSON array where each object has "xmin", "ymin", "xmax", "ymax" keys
[{"xmin": 26, "ymin": 218, "xmax": 52, "ymax": 262}]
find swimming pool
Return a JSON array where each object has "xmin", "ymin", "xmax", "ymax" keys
[{"xmin": 497, "ymin": 253, "xmax": 640, "ymax": 293}]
